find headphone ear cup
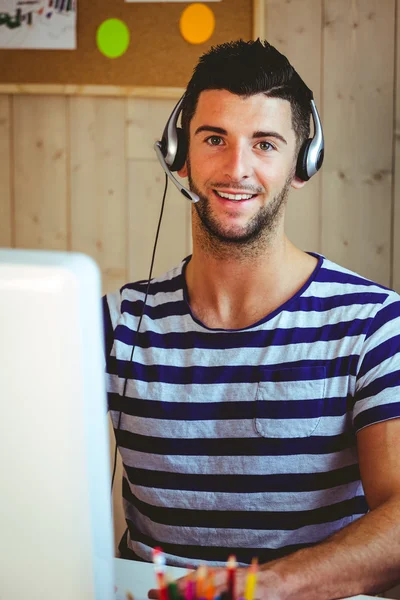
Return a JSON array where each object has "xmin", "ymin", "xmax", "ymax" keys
[
  {"xmin": 296, "ymin": 139, "xmax": 312, "ymax": 182},
  {"xmin": 169, "ymin": 127, "xmax": 187, "ymax": 172}
]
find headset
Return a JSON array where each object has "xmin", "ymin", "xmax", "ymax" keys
[{"xmin": 154, "ymin": 90, "xmax": 324, "ymax": 199}]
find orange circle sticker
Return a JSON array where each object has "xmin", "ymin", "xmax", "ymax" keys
[{"xmin": 179, "ymin": 3, "xmax": 215, "ymax": 45}]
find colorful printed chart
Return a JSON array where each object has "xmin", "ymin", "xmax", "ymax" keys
[{"xmin": 0, "ymin": 0, "xmax": 76, "ymax": 49}]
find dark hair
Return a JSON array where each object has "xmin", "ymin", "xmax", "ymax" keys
[{"xmin": 181, "ymin": 39, "xmax": 312, "ymax": 151}]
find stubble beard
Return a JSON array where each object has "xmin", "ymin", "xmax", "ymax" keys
[{"xmin": 186, "ymin": 158, "xmax": 294, "ymax": 261}]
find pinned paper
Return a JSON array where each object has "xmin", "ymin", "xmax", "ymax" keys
[
  {"xmin": 179, "ymin": 3, "xmax": 215, "ymax": 45},
  {"xmin": 0, "ymin": 0, "xmax": 76, "ymax": 49},
  {"xmin": 96, "ymin": 18, "xmax": 130, "ymax": 58}
]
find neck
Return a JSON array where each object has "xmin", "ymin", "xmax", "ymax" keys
[{"xmin": 185, "ymin": 226, "xmax": 314, "ymax": 329}]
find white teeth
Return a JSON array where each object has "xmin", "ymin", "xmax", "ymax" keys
[{"xmin": 216, "ymin": 191, "xmax": 254, "ymax": 200}]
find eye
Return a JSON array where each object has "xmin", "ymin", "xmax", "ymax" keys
[
  {"xmin": 206, "ymin": 136, "xmax": 224, "ymax": 146},
  {"xmin": 256, "ymin": 141, "xmax": 275, "ymax": 151}
]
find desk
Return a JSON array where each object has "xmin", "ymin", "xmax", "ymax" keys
[
  {"xmin": 115, "ymin": 557, "xmax": 187, "ymax": 599},
  {"xmin": 113, "ymin": 557, "xmax": 381, "ymax": 600}
]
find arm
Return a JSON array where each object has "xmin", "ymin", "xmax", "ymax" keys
[{"xmin": 248, "ymin": 417, "xmax": 400, "ymax": 600}]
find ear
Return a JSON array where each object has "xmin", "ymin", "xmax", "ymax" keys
[
  {"xmin": 178, "ymin": 162, "xmax": 188, "ymax": 178},
  {"xmin": 291, "ymin": 175, "xmax": 307, "ymax": 190}
]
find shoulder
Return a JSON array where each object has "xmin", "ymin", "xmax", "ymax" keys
[
  {"xmin": 311, "ymin": 252, "xmax": 400, "ymax": 311},
  {"xmin": 103, "ymin": 257, "xmax": 189, "ymax": 326}
]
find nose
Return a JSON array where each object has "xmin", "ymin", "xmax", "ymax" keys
[{"xmin": 222, "ymin": 143, "xmax": 253, "ymax": 182}]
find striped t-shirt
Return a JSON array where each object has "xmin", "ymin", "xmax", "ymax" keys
[{"xmin": 103, "ymin": 251, "xmax": 400, "ymax": 568}]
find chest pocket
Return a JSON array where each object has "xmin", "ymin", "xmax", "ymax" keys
[{"xmin": 254, "ymin": 366, "xmax": 326, "ymax": 438}]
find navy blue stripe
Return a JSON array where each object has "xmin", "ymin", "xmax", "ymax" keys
[
  {"xmin": 121, "ymin": 274, "xmax": 184, "ymax": 296},
  {"xmin": 121, "ymin": 299, "xmax": 188, "ymax": 319},
  {"xmin": 115, "ymin": 430, "xmax": 354, "ymax": 456},
  {"xmin": 356, "ymin": 371, "xmax": 400, "ymax": 402},
  {"xmin": 114, "ymin": 318, "xmax": 371, "ymax": 349},
  {"xmin": 107, "ymin": 357, "xmax": 358, "ymax": 384},
  {"xmin": 294, "ymin": 292, "xmax": 388, "ymax": 311},
  {"xmin": 120, "ymin": 292, "xmax": 389, "ymax": 321},
  {"xmin": 365, "ymin": 300, "xmax": 400, "ymax": 339},
  {"xmin": 358, "ymin": 336, "xmax": 400, "ymax": 378},
  {"xmin": 125, "ymin": 464, "xmax": 361, "ymax": 493},
  {"xmin": 125, "ymin": 519, "xmax": 314, "ymax": 564},
  {"xmin": 354, "ymin": 402, "xmax": 400, "ymax": 431},
  {"xmin": 108, "ymin": 394, "xmax": 354, "ymax": 420},
  {"xmin": 318, "ymin": 268, "xmax": 389, "ymax": 290},
  {"xmin": 102, "ymin": 295, "xmax": 114, "ymax": 360},
  {"xmin": 123, "ymin": 479, "xmax": 368, "ymax": 529},
  {"xmin": 118, "ymin": 529, "xmax": 150, "ymax": 563},
  {"xmin": 118, "ymin": 542, "xmax": 149, "ymax": 563}
]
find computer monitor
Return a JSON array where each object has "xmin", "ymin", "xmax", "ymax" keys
[{"xmin": 0, "ymin": 249, "xmax": 115, "ymax": 600}]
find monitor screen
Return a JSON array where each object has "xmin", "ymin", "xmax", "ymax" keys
[{"xmin": 0, "ymin": 249, "xmax": 115, "ymax": 600}]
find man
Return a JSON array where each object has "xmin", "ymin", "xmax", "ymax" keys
[{"xmin": 103, "ymin": 40, "xmax": 400, "ymax": 598}]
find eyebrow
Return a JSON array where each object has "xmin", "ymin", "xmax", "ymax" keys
[
  {"xmin": 253, "ymin": 130, "xmax": 287, "ymax": 145},
  {"xmin": 194, "ymin": 125, "xmax": 287, "ymax": 145}
]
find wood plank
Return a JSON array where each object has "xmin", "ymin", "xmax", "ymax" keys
[
  {"xmin": 127, "ymin": 97, "xmax": 179, "ymax": 161},
  {"xmin": 13, "ymin": 95, "xmax": 68, "ymax": 250},
  {"xmin": 0, "ymin": 95, "xmax": 12, "ymax": 247},
  {"xmin": 322, "ymin": 0, "xmax": 395, "ymax": 285},
  {"xmin": 264, "ymin": 0, "xmax": 323, "ymax": 253},
  {"xmin": 253, "ymin": 0, "xmax": 265, "ymax": 39},
  {"xmin": 69, "ymin": 97, "xmax": 128, "ymax": 295},
  {"xmin": 69, "ymin": 96, "xmax": 128, "ymax": 548},
  {"xmin": 0, "ymin": 85, "xmax": 185, "ymax": 99},
  {"xmin": 392, "ymin": 0, "xmax": 400, "ymax": 293},
  {"xmin": 128, "ymin": 159, "xmax": 192, "ymax": 282}
]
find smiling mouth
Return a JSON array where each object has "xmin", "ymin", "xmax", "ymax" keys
[{"xmin": 214, "ymin": 190, "xmax": 257, "ymax": 201}]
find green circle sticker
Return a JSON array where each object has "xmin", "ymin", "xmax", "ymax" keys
[{"xmin": 96, "ymin": 18, "xmax": 130, "ymax": 58}]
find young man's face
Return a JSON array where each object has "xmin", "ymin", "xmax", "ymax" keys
[{"xmin": 178, "ymin": 89, "xmax": 306, "ymax": 245}]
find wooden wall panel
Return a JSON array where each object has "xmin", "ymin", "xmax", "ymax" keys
[
  {"xmin": 393, "ymin": 1, "xmax": 400, "ymax": 293},
  {"xmin": 0, "ymin": 96, "xmax": 12, "ymax": 248},
  {"xmin": 127, "ymin": 97, "xmax": 178, "ymax": 161},
  {"xmin": 69, "ymin": 97, "xmax": 128, "ymax": 295},
  {"xmin": 127, "ymin": 97, "xmax": 192, "ymax": 282},
  {"xmin": 128, "ymin": 160, "xmax": 192, "ymax": 282},
  {"xmin": 322, "ymin": 0, "xmax": 395, "ymax": 286},
  {"xmin": 264, "ymin": 0, "xmax": 323, "ymax": 253},
  {"xmin": 13, "ymin": 96, "xmax": 68, "ymax": 250}
]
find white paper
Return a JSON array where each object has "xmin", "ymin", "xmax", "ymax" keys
[
  {"xmin": 0, "ymin": 0, "xmax": 76, "ymax": 49},
  {"xmin": 114, "ymin": 558, "xmax": 189, "ymax": 600}
]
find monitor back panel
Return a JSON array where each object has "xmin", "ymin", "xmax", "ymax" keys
[{"xmin": 0, "ymin": 249, "xmax": 114, "ymax": 600}]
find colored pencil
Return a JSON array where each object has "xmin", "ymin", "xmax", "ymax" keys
[
  {"xmin": 205, "ymin": 568, "xmax": 215, "ymax": 600},
  {"xmin": 244, "ymin": 558, "xmax": 258, "ymax": 600},
  {"xmin": 226, "ymin": 555, "xmax": 237, "ymax": 600},
  {"xmin": 196, "ymin": 564, "xmax": 208, "ymax": 598},
  {"xmin": 168, "ymin": 581, "xmax": 181, "ymax": 600},
  {"xmin": 185, "ymin": 572, "xmax": 196, "ymax": 600},
  {"xmin": 152, "ymin": 547, "xmax": 169, "ymax": 600}
]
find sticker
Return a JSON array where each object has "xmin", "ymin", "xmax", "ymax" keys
[
  {"xmin": 96, "ymin": 18, "xmax": 130, "ymax": 58},
  {"xmin": 179, "ymin": 3, "xmax": 215, "ymax": 45}
]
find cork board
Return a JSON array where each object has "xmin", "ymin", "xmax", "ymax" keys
[{"xmin": 0, "ymin": 0, "xmax": 253, "ymax": 88}]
